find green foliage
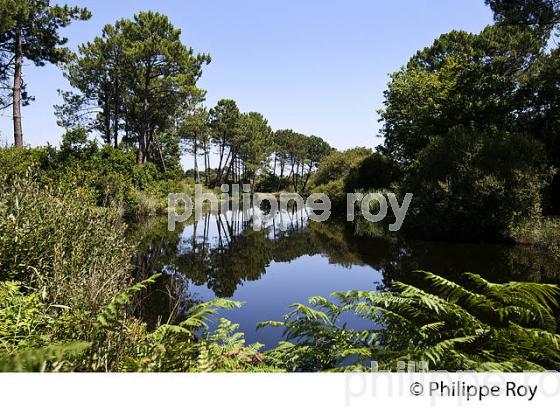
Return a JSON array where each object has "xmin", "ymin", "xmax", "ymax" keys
[
  {"xmin": 377, "ymin": 6, "xmax": 560, "ymax": 234},
  {"xmin": 0, "ymin": 0, "xmax": 91, "ymax": 145},
  {"xmin": 486, "ymin": 0, "xmax": 560, "ymax": 31},
  {"xmin": 0, "ymin": 174, "xmax": 132, "ymax": 311},
  {"xmin": 510, "ymin": 217, "xmax": 560, "ymax": 260},
  {"xmin": 310, "ymin": 147, "xmax": 371, "ymax": 207},
  {"xmin": 0, "ymin": 147, "xmax": 49, "ymax": 182},
  {"xmin": 0, "ymin": 279, "xmax": 90, "ymax": 372},
  {"xmin": 121, "ymin": 299, "xmax": 272, "ymax": 372},
  {"xmin": 311, "ymin": 179, "xmax": 346, "ymax": 209},
  {"xmin": 0, "ymin": 342, "xmax": 91, "ymax": 372},
  {"xmin": 0, "ymin": 140, "xmax": 188, "ymax": 219},
  {"xmin": 311, "ymin": 147, "xmax": 371, "ymax": 188},
  {"xmin": 527, "ymin": 46, "xmax": 560, "ymax": 213},
  {"xmin": 179, "ymin": 103, "xmax": 210, "ymax": 184},
  {"xmin": 1, "ymin": 172, "xmax": 558, "ymax": 372},
  {"xmin": 0, "ymin": 271, "xmax": 275, "ymax": 372},
  {"xmin": 0, "ymin": 281, "xmax": 52, "ymax": 352},
  {"xmin": 255, "ymin": 174, "xmax": 291, "ymax": 193},
  {"xmin": 345, "ymin": 152, "xmax": 402, "ymax": 193},
  {"xmin": 2, "ymin": 0, "xmax": 560, "ymax": 375},
  {"xmin": 400, "ymin": 127, "xmax": 552, "ymax": 240},
  {"xmin": 270, "ymin": 129, "xmax": 332, "ymax": 193},
  {"xmin": 379, "ymin": 25, "xmax": 546, "ymax": 163},
  {"xmin": 262, "ymin": 271, "xmax": 560, "ymax": 372},
  {"xmin": 0, "ymin": 179, "xmax": 273, "ymax": 372},
  {"xmin": 0, "ymin": 0, "xmax": 90, "ymax": 66},
  {"xmin": 57, "ymin": 11, "xmax": 210, "ymax": 166},
  {"xmin": 236, "ymin": 112, "xmax": 274, "ymax": 187}
]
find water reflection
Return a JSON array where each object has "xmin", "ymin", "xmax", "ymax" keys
[{"xmin": 131, "ymin": 208, "xmax": 559, "ymax": 346}]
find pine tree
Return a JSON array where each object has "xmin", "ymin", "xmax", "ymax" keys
[{"xmin": 0, "ymin": 0, "xmax": 90, "ymax": 147}]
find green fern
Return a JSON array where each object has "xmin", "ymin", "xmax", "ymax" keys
[
  {"xmin": 96, "ymin": 274, "xmax": 162, "ymax": 329},
  {"xmin": 261, "ymin": 271, "xmax": 560, "ymax": 372},
  {"xmin": 0, "ymin": 342, "xmax": 90, "ymax": 372}
]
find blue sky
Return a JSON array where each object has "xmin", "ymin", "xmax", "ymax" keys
[{"xmin": 0, "ymin": 0, "xmax": 493, "ymax": 152}]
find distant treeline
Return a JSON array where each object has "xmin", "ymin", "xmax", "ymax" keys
[{"xmin": 1, "ymin": 6, "xmax": 332, "ymax": 192}]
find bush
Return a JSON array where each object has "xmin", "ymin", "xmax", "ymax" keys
[
  {"xmin": 345, "ymin": 152, "xmax": 402, "ymax": 192},
  {"xmin": 0, "ymin": 282, "xmax": 53, "ymax": 353},
  {"xmin": 311, "ymin": 179, "xmax": 346, "ymax": 209},
  {"xmin": 0, "ymin": 137, "xmax": 189, "ymax": 219},
  {"xmin": 0, "ymin": 147, "xmax": 50, "ymax": 182},
  {"xmin": 255, "ymin": 173, "xmax": 291, "ymax": 192},
  {"xmin": 399, "ymin": 127, "xmax": 552, "ymax": 241},
  {"xmin": 310, "ymin": 147, "xmax": 371, "ymax": 188},
  {"xmin": 0, "ymin": 174, "xmax": 273, "ymax": 372},
  {"xmin": 0, "ymin": 174, "xmax": 132, "ymax": 312},
  {"xmin": 0, "ymin": 275, "xmax": 275, "ymax": 372}
]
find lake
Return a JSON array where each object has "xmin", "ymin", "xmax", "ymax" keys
[{"xmin": 131, "ymin": 208, "xmax": 558, "ymax": 349}]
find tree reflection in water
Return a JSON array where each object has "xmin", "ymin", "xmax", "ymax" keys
[{"xmin": 130, "ymin": 208, "xmax": 559, "ymax": 336}]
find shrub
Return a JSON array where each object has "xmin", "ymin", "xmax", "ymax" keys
[
  {"xmin": 310, "ymin": 147, "xmax": 371, "ymax": 188},
  {"xmin": 399, "ymin": 127, "xmax": 552, "ymax": 240},
  {"xmin": 0, "ymin": 140, "xmax": 189, "ymax": 219},
  {"xmin": 0, "ymin": 147, "xmax": 49, "ymax": 182},
  {"xmin": 0, "ymin": 276, "xmax": 276, "ymax": 372},
  {"xmin": 311, "ymin": 179, "xmax": 346, "ymax": 209},
  {"xmin": 0, "ymin": 174, "xmax": 132, "ymax": 312},
  {"xmin": 345, "ymin": 152, "xmax": 402, "ymax": 192},
  {"xmin": 0, "ymin": 282, "xmax": 52, "ymax": 353}
]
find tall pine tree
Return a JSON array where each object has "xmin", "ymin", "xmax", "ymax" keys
[{"xmin": 0, "ymin": 0, "xmax": 90, "ymax": 147}]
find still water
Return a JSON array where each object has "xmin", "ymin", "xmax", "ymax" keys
[{"xmin": 131, "ymin": 208, "xmax": 557, "ymax": 348}]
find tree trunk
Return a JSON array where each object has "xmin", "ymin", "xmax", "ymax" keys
[
  {"xmin": 204, "ymin": 143, "xmax": 210, "ymax": 186},
  {"xmin": 13, "ymin": 25, "xmax": 23, "ymax": 148},
  {"xmin": 137, "ymin": 128, "xmax": 147, "ymax": 165},
  {"xmin": 137, "ymin": 68, "xmax": 151, "ymax": 165},
  {"xmin": 251, "ymin": 175, "xmax": 257, "ymax": 192},
  {"xmin": 193, "ymin": 135, "xmax": 200, "ymax": 184},
  {"xmin": 298, "ymin": 161, "xmax": 305, "ymax": 193},
  {"xmin": 103, "ymin": 96, "xmax": 111, "ymax": 144},
  {"xmin": 290, "ymin": 162, "xmax": 298, "ymax": 192},
  {"xmin": 302, "ymin": 164, "xmax": 313, "ymax": 192},
  {"xmin": 224, "ymin": 151, "xmax": 236, "ymax": 183},
  {"xmin": 218, "ymin": 149, "xmax": 232, "ymax": 186},
  {"xmin": 216, "ymin": 139, "xmax": 225, "ymax": 186},
  {"xmin": 113, "ymin": 83, "xmax": 120, "ymax": 148},
  {"xmin": 136, "ymin": 145, "xmax": 145, "ymax": 164}
]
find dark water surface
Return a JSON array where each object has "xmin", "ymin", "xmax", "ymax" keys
[{"xmin": 131, "ymin": 209, "xmax": 558, "ymax": 348}]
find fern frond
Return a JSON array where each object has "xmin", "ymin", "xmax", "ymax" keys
[
  {"xmin": 96, "ymin": 274, "xmax": 161, "ymax": 328},
  {"xmin": 0, "ymin": 342, "xmax": 91, "ymax": 372},
  {"xmin": 180, "ymin": 299, "xmax": 243, "ymax": 330}
]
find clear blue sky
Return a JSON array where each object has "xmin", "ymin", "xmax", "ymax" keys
[{"xmin": 0, "ymin": 0, "xmax": 493, "ymax": 153}]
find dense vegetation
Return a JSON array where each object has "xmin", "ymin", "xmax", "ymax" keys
[
  {"xmin": 1, "ymin": 176, "xmax": 558, "ymax": 371},
  {"xmin": 310, "ymin": 0, "xmax": 560, "ymax": 242},
  {"xmin": 1, "ymin": 0, "xmax": 559, "ymax": 372},
  {"xmin": 0, "ymin": 133, "xmax": 194, "ymax": 219},
  {"xmin": 262, "ymin": 271, "xmax": 560, "ymax": 371}
]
